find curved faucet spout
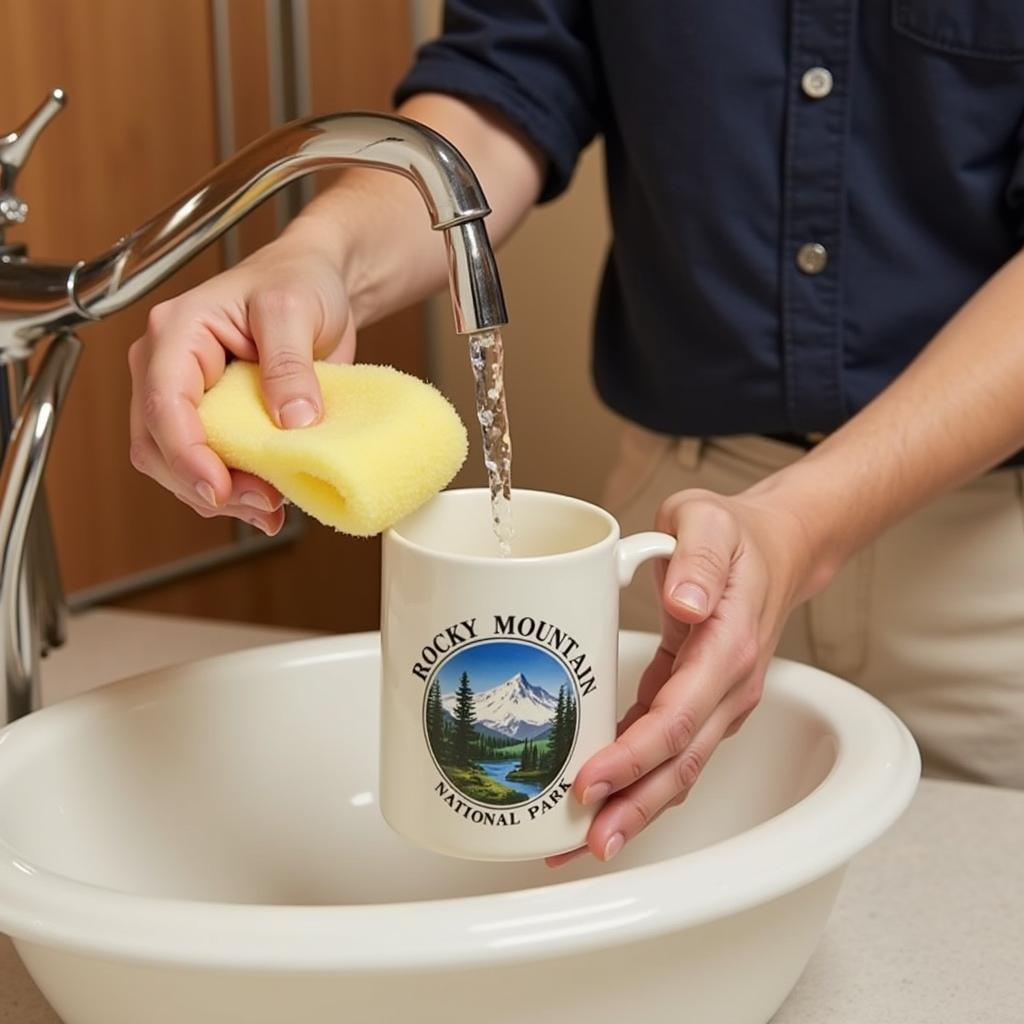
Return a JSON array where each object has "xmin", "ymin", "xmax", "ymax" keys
[
  {"xmin": 0, "ymin": 110, "xmax": 508, "ymax": 349},
  {"xmin": 0, "ymin": 106, "xmax": 510, "ymax": 724}
]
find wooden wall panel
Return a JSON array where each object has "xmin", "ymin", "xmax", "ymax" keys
[
  {"xmin": 1, "ymin": 0, "xmax": 237, "ymax": 595},
  {"xmin": 225, "ymin": 0, "xmax": 279, "ymax": 254},
  {"xmin": 307, "ymin": 0, "xmax": 416, "ymax": 112},
  {"xmin": 306, "ymin": 0, "xmax": 428, "ymax": 381},
  {"xmin": 115, "ymin": 0, "xmax": 428, "ymax": 631},
  {"xmin": 0, "ymin": 0, "xmax": 429, "ymax": 632}
]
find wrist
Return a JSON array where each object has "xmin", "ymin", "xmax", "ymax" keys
[
  {"xmin": 276, "ymin": 162, "xmax": 442, "ymax": 330},
  {"xmin": 741, "ymin": 460, "xmax": 854, "ymax": 603},
  {"xmin": 251, "ymin": 214, "xmax": 383, "ymax": 333},
  {"xmin": 275, "ymin": 212, "xmax": 371, "ymax": 318},
  {"xmin": 276, "ymin": 210, "xmax": 346, "ymax": 267}
]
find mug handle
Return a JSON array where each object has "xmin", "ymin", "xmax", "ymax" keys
[{"xmin": 616, "ymin": 531, "xmax": 677, "ymax": 587}]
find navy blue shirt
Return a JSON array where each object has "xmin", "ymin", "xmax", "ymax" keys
[{"xmin": 397, "ymin": 1, "xmax": 1024, "ymax": 439}]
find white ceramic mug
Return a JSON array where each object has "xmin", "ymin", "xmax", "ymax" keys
[{"xmin": 379, "ymin": 488, "xmax": 677, "ymax": 861}]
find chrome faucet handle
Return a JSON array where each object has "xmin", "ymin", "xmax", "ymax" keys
[{"xmin": 0, "ymin": 88, "xmax": 66, "ymax": 233}]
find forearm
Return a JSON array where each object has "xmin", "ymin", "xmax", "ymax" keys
[
  {"xmin": 749, "ymin": 248, "xmax": 1024, "ymax": 598},
  {"xmin": 277, "ymin": 93, "xmax": 544, "ymax": 328}
]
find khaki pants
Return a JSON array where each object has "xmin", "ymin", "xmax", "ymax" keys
[{"xmin": 605, "ymin": 426, "xmax": 1024, "ymax": 789}]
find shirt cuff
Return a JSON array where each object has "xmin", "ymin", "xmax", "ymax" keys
[{"xmin": 395, "ymin": 56, "xmax": 584, "ymax": 203}]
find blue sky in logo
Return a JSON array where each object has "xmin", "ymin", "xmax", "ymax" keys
[{"xmin": 436, "ymin": 641, "xmax": 571, "ymax": 699}]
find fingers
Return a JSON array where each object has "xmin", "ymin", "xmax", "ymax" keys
[
  {"xmin": 175, "ymin": 489, "xmax": 286, "ymax": 536},
  {"xmin": 130, "ymin": 347, "xmax": 284, "ymax": 535},
  {"xmin": 129, "ymin": 250, "xmax": 354, "ymax": 528},
  {"xmin": 550, "ymin": 683, "xmax": 761, "ymax": 869},
  {"xmin": 248, "ymin": 289, "xmax": 326, "ymax": 429},
  {"xmin": 584, "ymin": 698, "xmax": 743, "ymax": 861},
  {"xmin": 545, "ymin": 846, "xmax": 588, "ymax": 869},
  {"xmin": 569, "ymin": 492, "xmax": 770, "ymax": 861},
  {"xmin": 618, "ymin": 636, "xmax": 691, "ymax": 734},
  {"xmin": 228, "ymin": 470, "xmax": 285, "ymax": 515},
  {"xmin": 130, "ymin": 428, "xmax": 284, "ymax": 535},
  {"xmin": 130, "ymin": 337, "xmax": 232, "ymax": 506},
  {"xmin": 657, "ymin": 495, "xmax": 740, "ymax": 624},
  {"xmin": 576, "ymin": 619, "xmax": 765, "ymax": 860},
  {"xmin": 574, "ymin": 583, "xmax": 761, "ymax": 804}
]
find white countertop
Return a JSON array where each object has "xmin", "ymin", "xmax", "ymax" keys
[{"xmin": 1, "ymin": 609, "xmax": 1022, "ymax": 1023}]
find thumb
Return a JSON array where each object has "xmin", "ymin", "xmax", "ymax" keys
[
  {"xmin": 659, "ymin": 499, "xmax": 739, "ymax": 624},
  {"xmin": 248, "ymin": 288, "xmax": 325, "ymax": 429}
]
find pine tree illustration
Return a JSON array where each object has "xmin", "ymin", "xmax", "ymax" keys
[
  {"xmin": 451, "ymin": 671, "xmax": 477, "ymax": 767},
  {"xmin": 546, "ymin": 684, "xmax": 567, "ymax": 770},
  {"xmin": 425, "ymin": 679, "xmax": 444, "ymax": 756},
  {"xmin": 562, "ymin": 686, "xmax": 577, "ymax": 762}
]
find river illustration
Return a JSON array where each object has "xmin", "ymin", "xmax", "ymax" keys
[{"xmin": 474, "ymin": 760, "xmax": 544, "ymax": 800}]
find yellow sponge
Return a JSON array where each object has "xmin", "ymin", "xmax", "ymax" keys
[{"xmin": 198, "ymin": 361, "xmax": 468, "ymax": 536}]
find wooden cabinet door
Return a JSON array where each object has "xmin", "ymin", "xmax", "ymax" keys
[{"xmin": 1, "ymin": 0, "xmax": 426, "ymax": 632}]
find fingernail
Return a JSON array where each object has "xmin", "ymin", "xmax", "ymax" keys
[
  {"xmin": 240, "ymin": 491, "xmax": 274, "ymax": 513},
  {"xmin": 196, "ymin": 481, "xmax": 217, "ymax": 507},
  {"xmin": 581, "ymin": 782, "xmax": 612, "ymax": 806},
  {"xmin": 279, "ymin": 398, "xmax": 317, "ymax": 429},
  {"xmin": 246, "ymin": 516, "xmax": 271, "ymax": 536},
  {"xmin": 672, "ymin": 582, "xmax": 709, "ymax": 615},
  {"xmin": 603, "ymin": 833, "xmax": 625, "ymax": 862}
]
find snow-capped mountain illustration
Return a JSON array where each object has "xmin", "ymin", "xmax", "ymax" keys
[{"xmin": 442, "ymin": 672, "xmax": 559, "ymax": 739}]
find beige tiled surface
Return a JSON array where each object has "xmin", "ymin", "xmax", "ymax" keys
[{"xmin": 1, "ymin": 611, "xmax": 1022, "ymax": 1023}]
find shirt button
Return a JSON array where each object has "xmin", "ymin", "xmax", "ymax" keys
[
  {"xmin": 796, "ymin": 242, "xmax": 828, "ymax": 275},
  {"xmin": 801, "ymin": 66, "xmax": 834, "ymax": 100}
]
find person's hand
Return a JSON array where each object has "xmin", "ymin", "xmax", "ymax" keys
[
  {"xmin": 549, "ymin": 485, "xmax": 823, "ymax": 866},
  {"xmin": 128, "ymin": 236, "xmax": 355, "ymax": 534}
]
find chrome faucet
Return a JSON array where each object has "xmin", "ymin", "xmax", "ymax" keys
[{"xmin": 0, "ymin": 90, "xmax": 508, "ymax": 724}]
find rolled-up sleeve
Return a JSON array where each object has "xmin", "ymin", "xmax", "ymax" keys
[{"xmin": 394, "ymin": 0, "xmax": 602, "ymax": 202}]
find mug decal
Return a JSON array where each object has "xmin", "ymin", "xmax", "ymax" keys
[
  {"xmin": 383, "ymin": 491, "xmax": 673, "ymax": 858},
  {"xmin": 423, "ymin": 638, "xmax": 580, "ymax": 810}
]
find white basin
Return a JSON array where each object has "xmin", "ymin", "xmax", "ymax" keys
[{"xmin": 0, "ymin": 631, "xmax": 919, "ymax": 1024}]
